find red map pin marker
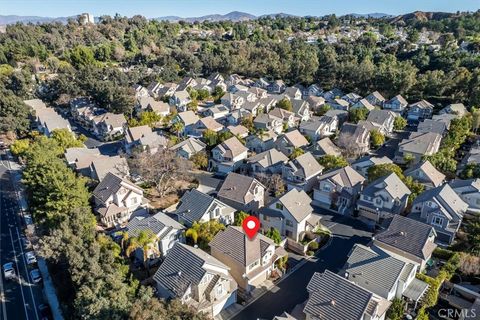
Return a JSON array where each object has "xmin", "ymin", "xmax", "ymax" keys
[{"xmin": 242, "ymin": 216, "xmax": 260, "ymax": 240}]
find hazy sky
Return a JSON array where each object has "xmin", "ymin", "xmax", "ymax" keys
[{"xmin": 1, "ymin": 0, "xmax": 479, "ymax": 18}]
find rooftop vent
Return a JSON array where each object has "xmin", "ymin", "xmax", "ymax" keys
[{"xmin": 330, "ymin": 299, "xmax": 336, "ymax": 306}]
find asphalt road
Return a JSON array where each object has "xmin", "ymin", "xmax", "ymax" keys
[
  {"xmin": 231, "ymin": 208, "xmax": 373, "ymax": 320},
  {"xmin": 0, "ymin": 151, "xmax": 44, "ymax": 320}
]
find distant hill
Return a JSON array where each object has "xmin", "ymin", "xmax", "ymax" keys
[
  {"xmin": 348, "ymin": 13, "xmax": 392, "ymax": 18},
  {"xmin": 155, "ymin": 11, "xmax": 256, "ymax": 22},
  {"xmin": 0, "ymin": 14, "xmax": 72, "ymax": 25},
  {"xmin": 390, "ymin": 11, "xmax": 455, "ymax": 23}
]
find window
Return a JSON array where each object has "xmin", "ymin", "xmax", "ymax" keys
[
  {"xmin": 286, "ymin": 219, "xmax": 294, "ymax": 227},
  {"xmin": 214, "ymin": 207, "xmax": 220, "ymax": 217},
  {"xmin": 375, "ymin": 198, "xmax": 382, "ymax": 205},
  {"xmin": 216, "ymin": 284, "xmax": 224, "ymax": 296},
  {"xmin": 323, "ymin": 184, "xmax": 331, "ymax": 192},
  {"xmin": 432, "ymin": 216, "xmax": 444, "ymax": 227},
  {"xmin": 276, "ymin": 203, "xmax": 284, "ymax": 210},
  {"xmin": 131, "ymin": 197, "xmax": 138, "ymax": 205}
]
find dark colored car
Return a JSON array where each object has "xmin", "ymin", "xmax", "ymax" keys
[{"xmin": 38, "ymin": 304, "xmax": 52, "ymax": 320}]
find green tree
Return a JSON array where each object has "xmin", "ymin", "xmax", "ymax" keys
[
  {"xmin": 370, "ymin": 130, "xmax": 385, "ymax": 148},
  {"xmin": 265, "ymin": 227, "xmax": 282, "ymax": 244},
  {"xmin": 234, "ymin": 211, "xmax": 250, "ymax": 226},
  {"xmin": 125, "ymin": 230, "xmax": 159, "ymax": 272},
  {"xmin": 171, "ymin": 121, "xmax": 184, "ymax": 137},
  {"xmin": 315, "ymin": 104, "xmax": 331, "ymax": 116},
  {"xmin": 348, "ymin": 107, "xmax": 368, "ymax": 123},
  {"xmin": 186, "ymin": 220, "xmax": 225, "ymax": 250},
  {"xmin": 367, "ymin": 163, "xmax": 404, "ymax": 182},
  {"xmin": 317, "ymin": 155, "xmax": 348, "ymax": 171},
  {"xmin": 0, "ymin": 89, "xmax": 31, "ymax": 134},
  {"xmin": 276, "ymin": 99, "xmax": 293, "ymax": 112},
  {"xmin": 403, "ymin": 153, "xmax": 415, "ymax": 166},
  {"xmin": 67, "ymin": 46, "xmax": 97, "ymax": 69},
  {"xmin": 393, "ymin": 116, "xmax": 407, "ymax": 131},
  {"xmin": 190, "ymin": 151, "xmax": 208, "ymax": 170},
  {"xmin": 51, "ymin": 128, "xmax": 84, "ymax": 150},
  {"xmin": 386, "ymin": 298, "xmax": 405, "ymax": 320},
  {"xmin": 10, "ymin": 139, "xmax": 30, "ymax": 156},
  {"xmin": 460, "ymin": 163, "xmax": 480, "ymax": 179},
  {"xmin": 203, "ymin": 129, "xmax": 219, "ymax": 147},
  {"xmin": 465, "ymin": 216, "xmax": 480, "ymax": 256},
  {"xmin": 290, "ymin": 147, "xmax": 305, "ymax": 159}
]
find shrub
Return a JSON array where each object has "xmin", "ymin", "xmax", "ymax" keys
[
  {"xmin": 307, "ymin": 250, "xmax": 314, "ymax": 256},
  {"xmin": 308, "ymin": 242, "xmax": 319, "ymax": 251},
  {"xmin": 433, "ymin": 247, "xmax": 454, "ymax": 260}
]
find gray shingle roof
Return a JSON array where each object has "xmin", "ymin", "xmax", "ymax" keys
[
  {"xmin": 413, "ymin": 184, "xmax": 467, "ymax": 221},
  {"xmin": 404, "ymin": 160, "xmax": 445, "ymax": 188},
  {"xmin": 209, "ymin": 226, "xmax": 273, "ymax": 267},
  {"xmin": 375, "ymin": 215, "xmax": 437, "ymax": 260},
  {"xmin": 317, "ymin": 166, "xmax": 365, "ymax": 189},
  {"xmin": 363, "ymin": 173, "xmax": 411, "ymax": 202},
  {"xmin": 126, "ymin": 212, "xmax": 185, "ymax": 238},
  {"xmin": 172, "ymin": 189, "xmax": 228, "ymax": 225},
  {"xmin": 92, "ymin": 172, "xmax": 139, "ymax": 203},
  {"xmin": 247, "ymin": 148, "xmax": 288, "ymax": 169},
  {"xmin": 153, "ymin": 242, "xmax": 229, "ymax": 297},
  {"xmin": 304, "ymin": 270, "xmax": 373, "ymax": 320},
  {"xmin": 286, "ymin": 152, "xmax": 323, "ymax": 179}
]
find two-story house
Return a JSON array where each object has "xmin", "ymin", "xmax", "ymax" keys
[
  {"xmin": 282, "ymin": 152, "xmax": 324, "ymax": 192},
  {"xmin": 308, "ymin": 137, "xmax": 342, "ymax": 158},
  {"xmin": 209, "ymin": 136, "xmax": 248, "ymax": 174},
  {"xmin": 210, "ymin": 226, "xmax": 286, "ymax": 296},
  {"xmin": 357, "ymin": 173, "xmax": 411, "ymax": 225},
  {"xmin": 407, "ymin": 100, "xmax": 434, "ymax": 122},
  {"xmin": 169, "ymin": 137, "xmax": 206, "ymax": 159},
  {"xmin": 365, "ymin": 91, "xmax": 386, "ymax": 107},
  {"xmin": 267, "ymin": 80, "xmax": 286, "ymax": 94},
  {"xmin": 259, "ymin": 189, "xmax": 319, "ymax": 243},
  {"xmin": 342, "ymin": 244, "xmax": 426, "ymax": 304},
  {"xmin": 92, "ymin": 112, "xmax": 127, "ymax": 140},
  {"xmin": 246, "ymin": 149, "xmax": 289, "ymax": 175},
  {"xmin": 299, "ymin": 116, "xmax": 338, "ymax": 141},
  {"xmin": 192, "ymin": 116, "xmax": 224, "ymax": 137},
  {"xmin": 372, "ymin": 215, "xmax": 437, "ymax": 271},
  {"xmin": 245, "ymin": 131, "xmax": 278, "ymax": 153},
  {"xmin": 173, "ymin": 111, "xmax": 200, "ymax": 136},
  {"xmin": 351, "ymin": 98, "xmax": 375, "ymax": 112},
  {"xmin": 92, "ymin": 172, "xmax": 148, "ymax": 228},
  {"xmin": 153, "ymin": 242, "xmax": 237, "ymax": 317},
  {"xmin": 291, "ymin": 100, "xmax": 312, "ymax": 122},
  {"xmin": 269, "ymin": 108, "xmax": 296, "ymax": 129},
  {"xmin": 337, "ymin": 123, "xmax": 371, "ymax": 156},
  {"xmin": 404, "ymin": 160, "xmax": 445, "ymax": 190},
  {"xmin": 351, "ymin": 156, "xmax": 393, "ymax": 178},
  {"xmin": 383, "ymin": 95, "xmax": 408, "ymax": 113},
  {"xmin": 304, "ymin": 270, "xmax": 390, "ymax": 320},
  {"xmin": 221, "ymin": 92, "xmax": 245, "ymax": 110},
  {"xmin": 169, "ymin": 90, "xmax": 192, "ymax": 112},
  {"xmin": 448, "ymin": 179, "xmax": 480, "ymax": 214},
  {"xmin": 253, "ymin": 113, "xmax": 284, "ymax": 134},
  {"xmin": 395, "ymin": 132, "xmax": 442, "ymax": 165},
  {"xmin": 126, "ymin": 212, "xmax": 186, "ymax": 262},
  {"xmin": 411, "ymin": 184, "xmax": 468, "ymax": 244},
  {"xmin": 363, "ymin": 110, "xmax": 397, "ymax": 136},
  {"xmin": 217, "ymin": 172, "xmax": 266, "ymax": 212},
  {"xmin": 172, "ymin": 189, "xmax": 235, "ymax": 227},
  {"xmin": 275, "ymin": 129, "xmax": 309, "ymax": 157},
  {"xmin": 124, "ymin": 125, "xmax": 168, "ymax": 155},
  {"xmin": 313, "ymin": 166, "xmax": 365, "ymax": 215}
]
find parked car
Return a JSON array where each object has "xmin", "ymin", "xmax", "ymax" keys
[
  {"xmin": 38, "ymin": 304, "xmax": 52, "ymax": 320},
  {"xmin": 25, "ymin": 251, "xmax": 37, "ymax": 265},
  {"xmin": 3, "ymin": 262, "xmax": 16, "ymax": 280},
  {"xmin": 30, "ymin": 269, "xmax": 42, "ymax": 283},
  {"xmin": 23, "ymin": 214, "xmax": 33, "ymax": 226}
]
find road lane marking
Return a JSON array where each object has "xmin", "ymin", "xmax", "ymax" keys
[
  {"xmin": 16, "ymin": 228, "xmax": 39, "ymax": 320},
  {"xmin": 8, "ymin": 228, "xmax": 29, "ymax": 320}
]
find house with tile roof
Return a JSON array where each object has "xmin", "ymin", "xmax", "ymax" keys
[
  {"xmin": 304, "ymin": 270, "xmax": 390, "ymax": 320},
  {"xmin": 439, "ymin": 103, "xmax": 467, "ymax": 117},
  {"xmin": 342, "ymin": 93, "xmax": 363, "ymax": 105},
  {"xmin": 172, "ymin": 189, "xmax": 235, "ymax": 227},
  {"xmin": 259, "ymin": 189, "xmax": 319, "ymax": 242},
  {"xmin": 92, "ymin": 112, "xmax": 127, "ymax": 140},
  {"xmin": 209, "ymin": 226, "xmax": 286, "ymax": 295},
  {"xmin": 351, "ymin": 98, "xmax": 375, "ymax": 112},
  {"xmin": 33, "ymin": 107, "xmax": 72, "ymax": 137},
  {"xmin": 245, "ymin": 130, "xmax": 278, "ymax": 153},
  {"xmin": 209, "ymin": 136, "xmax": 248, "ymax": 174},
  {"xmin": 363, "ymin": 109, "xmax": 397, "ymax": 135},
  {"xmin": 357, "ymin": 173, "xmax": 411, "ymax": 225},
  {"xmin": 153, "ymin": 242, "xmax": 237, "ymax": 317},
  {"xmin": 411, "ymin": 184, "xmax": 468, "ymax": 244},
  {"xmin": 449, "ymin": 179, "xmax": 480, "ymax": 213},
  {"xmin": 124, "ymin": 125, "xmax": 168, "ymax": 154},
  {"xmin": 192, "ymin": 116, "xmax": 224, "ymax": 136},
  {"xmin": 126, "ymin": 212, "xmax": 185, "ymax": 260},
  {"xmin": 169, "ymin": 90, "xmax": 191, "ymax": 112},
  {"xmin": 247, "ymin": 148, "xmax": 289, "ymax": 175},
  {"xmin": 173, "ymin": 111, "xmax": 200, "ymax": 136},
  {"xmin": 404, "ymin": 160, "xmax": 445, "ymax": 189},
  {"xmin": 282, "ymin": 152, "xmax": 324, "ymax": 192},
  {"xmin": 92, "ymin": 172, "xmax": 148, "ymax": 228},
  {"xmin": 337, "ymin": 123, "xmax": 371, "ymax": 156},
  {"xmin": 253, "ymin": 113, "xmax": 284, "ymax": 134},
  {"xmin": 372, "ymin": 215, "xmax": 437, "ymax": 271},
  {"xmin": 291, "ymin": 100, "xmax": 312, "ymax": 122},
  {"xmin": 395, "ymin": 132, "xmax": 442, "ymax": 165},
  {"xmin": 217, "ymin": 172, "xmax": 265, "ymax": 212},
  {"xmin": 226, "ymin": 125, "xmax": 249, "ymax": 138},
  {"xmin": 135, "ymin": 96, "xmax": 170, "ymax": 116},
  {"xmin": 269, "ymin": 108, "xmax": 296, "ymax": 129},
  {"xmin": 342, "ymin": 244, "xmax": 428, "ymax": 304},
  {"xmin": 313, "ymin": 166, "xmax": 365, "ymax": 214}
]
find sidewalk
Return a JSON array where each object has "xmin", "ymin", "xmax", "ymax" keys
[{"xmin": 6, "ymin": 152, "xmax": 64, "ymax": 320}]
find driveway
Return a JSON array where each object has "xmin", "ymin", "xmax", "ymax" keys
[{"xmin": 230, "ymin": 207, "xmax": 372, "ymax": 320}]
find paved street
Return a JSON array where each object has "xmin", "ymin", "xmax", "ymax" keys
[
  {"xmin": 231, "ymin": 207, "xmax": 373, "ymax": 320},
  {"xmin": 0, "ymin": 151, "xmax": 44, "ymax": 320}
]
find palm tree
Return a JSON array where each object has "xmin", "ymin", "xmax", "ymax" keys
[
  {"xmin": 171, "ymin": 121, "xmax": 184, "ymax": 137},
  {"xmin": 125, "ymin": 230, "xmax": 159, "ymax": 275}
]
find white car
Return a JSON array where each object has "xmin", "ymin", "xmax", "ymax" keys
[
  {"xmin": 25, "ymin": 251, "xmax": 37, "ymax": 265},
  {"xmin": 30, "ymin": 269, "xmax": 42, "ymax": 284},
  {"xmin": 3, "ymin": 262, "xmax": 16, "ymax": 280}
]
